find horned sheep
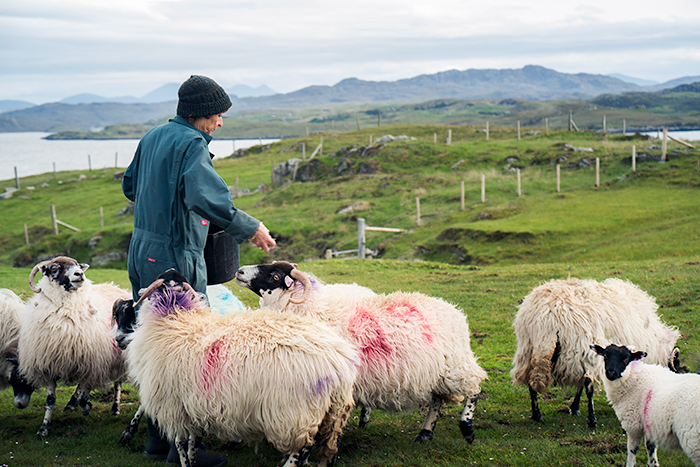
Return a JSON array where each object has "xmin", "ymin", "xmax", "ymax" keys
[
  {"xmin": 593, "ymin": 343, "xmax": 700, "ymax": 467},
  {"xmin": 126, "ymin": 269, "xmax": 358, "ymax": 467},
  {"xmin": 0, "ymin": 288, "xmax": 34, "ymax": 408},
  {"xmin": 18, "ymin": 256, "xmax": 131, "ymax": 437},
  {"xmin": 235, "ymin": 261, "xmax": 488, "ymax": 444},
  {"xmin": 510, "ymin": 277, "xmax": 680, "ymax": 428}
]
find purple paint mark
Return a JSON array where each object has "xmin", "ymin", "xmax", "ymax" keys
[
  {"xmin": 150, "ymin": 287, "xmax": 200, "ymax": 317},
  {"xmin": 201, "ymin": 339, "xmax": 223, "ymax": 393},
  {"xmin": 348, "ymin": 309, "xmax": 392, "ymax": 364},
  {"xmin": 387, "ymin": 302, "xmax": 435, "ymax": 345},
  {"xmin": 643, "ymin": 389, "xmax": 654, "ymax": 435},
  {"xmin": 310, "ymin": 375, "xmax": 335, "ymax": 396}
]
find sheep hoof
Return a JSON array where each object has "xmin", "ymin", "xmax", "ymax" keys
[
  {"xmin": 569, "ymin": 408, "xmax": 581, "ymax": 417},
  {"xmin": 37, "ymin": 424, "xmax": 50, "ymax": 438},
  {"xmin": 81, "ymin": 401, "xmax": 92, "ymax": 416},
  {"xmin": 531, "ymin": 412, "xmax": 544, "ymax": 423},
  {"xmin": 358, "ymin": 418, "xmax": 369, "ymax": 429},
  {"xmin": 459, "ymin": 421, "xmax": 475, "ymax": 443},
  {"xmin": 587, "ymin": 416, "xmax": 597, "ymax": 429},
  {"xmin": 413, "ymin": 429, "xmax": 433, "ymax": 443},
  {"xmin": 119, "ymin": 428, "xmax": 136, "ymax": 445},
  {"xmin": 111, "ymin": 403, "xmax": 120, "ymax": 416}
]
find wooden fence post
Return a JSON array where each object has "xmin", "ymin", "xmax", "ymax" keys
[
  {"xmin": 632, "ymin": 145, "xmax": 636, "ymax": 172},
  {"xmin": 460, "ymin": 180, "xmax": 465, "ymax": 211},
  {"xmin": 115, "ymin": 152, "xmax": 118, "ymax": 168},
  {"xmin": 14, "ymin": 167, "xmax": 19, "ymax": 190},
  {"xmin": 545, "ymin": 118, "xmax": 549, "ymax": 136},
  {"xmin": 447, "ymin": 129, "xmax": 452, "ymax": 145},
  {"xmin": 603, "ymin": 115, "xmax": 606, "ymax": 133},
  {"xmin": 99, "ymin": 207, "xmax": 104, "ymax": 228},
  {"xmin": 88, "ymin": 154, "xmax": 92, "ymax": 171},
  {"xmin": 481, "ymin": 174, "xmax": 486, "ymax": 203},
  {"xmin": 623, "ymin": 119, "xmax": 626, "ymax": 136},
  {"xmin": 50, "ymin": 205, "xmax": 59, "ymax": 235},
  {"xmin": 234, "ymin": 176, "xmax": 239, "ymax": 198},
  {"xmin": 302, "ymin": 143, "xmax": 306, "ymax": 162},
  {"xmin": 517, "ymin": 121, "xmax": 521, "ymax": 141},
  {"xmin": 357, "ymin": 218, "xmax": 366, "ymax": 259},
  {"xmin": 662, "ymin": 128, "xmax": 668, "ymax": 161},
  {"xmin": 433, "ymin": 133, "xmax": 436, "ymax": 143},
  {"xmin": 416, "ymin": 197, "xmax": 421, "ymax": 226},
  {"xmin": 486, "ymin": 121, "xmax": 489, "ymax": 141},
  {"xmin": 325, "ymin": 249, "xmax": 332, "ymax": 260},
  {"xmin": 556, "ymin": 164, "xmax": 561, "ymax": 193},
  {"xmin": 517, "ymin": 168, "xmax": 522, "ymax": 196},
  {"xmin": 596, "ymin": 158, "xmax": 600, "ymax": 187}
]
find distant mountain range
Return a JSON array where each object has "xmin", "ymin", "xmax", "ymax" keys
[{"xmin": 1, "ymin": 65, "xmax": 699, "ymax": 133}]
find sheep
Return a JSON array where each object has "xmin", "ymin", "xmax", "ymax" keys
[
  {"xmin": 592, "ymin": 343, "xmax": 700, "ymax": 467},
  {"xmin": 18, "ymin": 256, "xmax": 132, "ymax": 437},
  {"xmin": 0, "ymin": 288, "xmax": 34, "ymax": 408},
  {"xmin": 126, "ymin": 269, "xmax": 358, "ymax": 467},
  {"xmin": 510, "ymin": 277, "xmax": 681, "ymax": 429},
  {"xmin": 235, "ymin": 261, "xmax": 488, "ymax": 444}
]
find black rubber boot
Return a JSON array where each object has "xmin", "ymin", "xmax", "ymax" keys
[
  {"xmin": 143, "ymin": 417, "xmax": 170, "ymax": 461},
  {"xmin": 166, "ymin": 440, "xmax": 227, "ymax": 467}
]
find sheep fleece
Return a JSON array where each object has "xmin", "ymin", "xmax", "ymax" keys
[{"xmin": 127, "ymin": 308, "xmax": 358, "ymax": 453}]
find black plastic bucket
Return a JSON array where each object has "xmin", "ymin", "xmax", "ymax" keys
[{"xmin": 204, "ymin": 223, "xmax": 239, "ymax": 285}]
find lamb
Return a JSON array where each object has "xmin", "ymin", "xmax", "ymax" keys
[
  {"xmin": 510, "ymin": 278, "xmax": 681, "ymax": 429},
  {"xmin": 18, "ymin": 256, "xmax": 132, "ymax": 437},
  {"xmin": 0, "ymin": 288, "xmax": 34, "ymax": 408},
  {"xmin": 592, "ymin": 343, "xmax": 700, "ymax": 467},
  {"xmin": 235, "ymin": 261, "xmax": 487, "ymax": 443},
  {"xmin": 126, "ymin": 269, "xmax": 358, "ymax": 467}
]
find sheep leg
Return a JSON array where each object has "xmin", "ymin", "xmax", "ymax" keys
[
  {"xmin": 38, "ymin": 381, "xmax": 56, "ymax": 437},
  {"xmin": 459, "ymin": 394, "xmax": 479, "ymax": 443},
  {"xmin": 414, "ymin": 396, "xmax": 442, "ymax": 443},
  {"xmin": 528, "ymin": 385, "xmax": 544, "ymax": 422},
  {"xmin": 175, "ymin": 435, "xmax": 195, "ymax": 467},
  {"xmin": 645, "ymin": 438, "xmax": 659, "ymax": 467},
  {"xmin": 77, "ymin": 387, "xmax": 92, "ymax": 416},
  {"xmin": 118, "ymin": 404, "xmax": 145, "ymax": 445},
  {"xmin": 569, "ymin": 386, "xmax": 583, "ymax": 416},
  {"xmin": 111, "ymin": 381, "xmax": 121, "ymax": 416},
  {"xmin": 625, "ymin": 429, "xmax": 642, "ymax": 467},
  {"xmin": 281, "ymin": 445, "xmax": 312, "ymax": 467},
  {"xmin": 584, "ymin": 377, "xmax": 596, "ymax": 428},
  {"xmin": 63, "ymin": 385, "xmax": 81, "ymax": 411},
  {"xmin": 358, "ymin": 405, "xmax": 371, "ymax": 428}
]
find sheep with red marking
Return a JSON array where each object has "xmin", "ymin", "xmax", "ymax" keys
[
  {"xmin": 0, "ymin": 288, "xmax": 34, "ymax": 408},
  {"xmin": 511, "ymin": 278, "xmax": 680, "ymax": 429},
  {"xmin": 126, "ymin": 269, "xmax": 358, "ymax": 467},
  {"xmin": 18, "ymin": 256, "xmax": 131, "ymax": 437},
  {"xmin": 235, "ymin": 261, "xmax": 487, "ymax": 444},
  {"xmin": 593, "ymin": 343, "xmax": 700, "ymax": 467}
]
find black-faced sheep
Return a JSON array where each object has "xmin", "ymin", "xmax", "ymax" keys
[
  {"xmin": 592, "ymin": 343, "xmax": 700, "ymax": 467},
  {"xmin": 126, "ymin": 269, "xmax": 358, "ymax": 467},
  {"xmin": 0, "ymin": 288, "xmax": 34, "ymax": 408},
  {"xmin": 235, "ymin": 261, "xmax": 487, "ymax": 444},
  {"xmin": 511, "ymin": 278, "xmax": 680, "ymax": 429},
  {"xmin": 18, "ymin": 256, "xmax": 131, "ymax": 437}
]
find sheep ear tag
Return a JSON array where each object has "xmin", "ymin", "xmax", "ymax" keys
[{"xmin": 285, "ymin": 276, "xmax": 294, "ymax": 289}]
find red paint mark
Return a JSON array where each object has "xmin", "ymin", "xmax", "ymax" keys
[
  {"xmin": 348, "ymin": 309, "xmax": 392, "ymax": 364},
  {"xmin": 201, "ymin": 339, "xmax": 223, "ymax": 392},
  {"xmin": 643, "ymin": 389, "xmax": 653, "ymax": 435},
  {"xmin": 387, "ymin": 302, "xmax": 434, "ymax": 345}
]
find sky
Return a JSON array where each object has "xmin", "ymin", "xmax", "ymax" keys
[{"xmin": 1, "ymin": 0, "xmax": 700, "ymax": 105}]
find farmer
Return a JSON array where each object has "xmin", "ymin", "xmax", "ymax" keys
[{"xmin": 122, "ymin": 74, "xmax": 276, "ymax": 467}]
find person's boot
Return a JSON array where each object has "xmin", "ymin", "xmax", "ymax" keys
[
  {"xmin": 166, "ymin": 440, "xmax": 227, "ymax": 467},
  {"xmin": 143, "ymin": 416, "xmax": 170, "ymax": 461}
]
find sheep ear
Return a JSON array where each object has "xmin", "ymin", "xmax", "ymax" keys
[
  {"xmin": 284, "ymin": 276, "xmax": 294, "ymax": 288},
  {"xmin": 80, "ymin": 263, "xmax": 90, "ymax": 272},
  {"xmin": 591, "ymin": 344, "xmax": 605, "ymax": 356},
  {"xmin": 631, "ymin": 351, "xmax": 646, "ymax": 361}
]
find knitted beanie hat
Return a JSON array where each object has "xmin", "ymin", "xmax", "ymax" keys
[{"xmin": 177, "ymin": 75, "xmax": 232, "ymax": 118}]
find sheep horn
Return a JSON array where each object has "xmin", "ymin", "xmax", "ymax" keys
[
  {"xmin": 28, "ymin": 260, "xmax": 49, "ymax": 293},
  {"xmin": 133, "ymin": 278, "xmax": 165, "ymax": 308},
  {"xmin": 288, "ymin": 268, "xmax": 311, "ymax": 304}
]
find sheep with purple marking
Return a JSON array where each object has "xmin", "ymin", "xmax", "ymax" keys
[
  {"xmin": 593, "ymin": 343, "xmax": 700, "ymax": 467},
  {"xmin": 0, "ymin": 288, "xmax": 34, "ymax": 408},
  {"xmin": 18, "ymin": 256, "xmax": 131, "ymax": 437},
  {"xmin": 511, "ymin": 278, "xmax": 680, "ymax": 429},
  {"xmin": 126, "ymin": 269, "xmax": 358, "ymax": 467},
  {"xmin": 235, "ymin": 261, "xmax": 487, "ymax": 444}
]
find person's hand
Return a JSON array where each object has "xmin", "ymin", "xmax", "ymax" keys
[{"xmin": 249, "ymin": 223, "xmax": 276, "ymax": 252}]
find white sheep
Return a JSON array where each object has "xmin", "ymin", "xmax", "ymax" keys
[
  {"xmin": 0, "ymin": 288, "xmax": 34, "ymax": 408},
  {"xmin": 511, "ymin": 277, "xmax": 681, "ymax": 428},
  {"xmin": 235, "ymin": 261, "xmax": 487, "ymax": 443},
  {"xmin": 592, "ymin": 343, "xmax": 700, "ymax": 467},
  {"xmin": 126, "ymin": 269, "xmax": 358, "ymax": 467},
  {"xmin": 18, "ymin": 256, "xmax": 131, "ymax": 437}
]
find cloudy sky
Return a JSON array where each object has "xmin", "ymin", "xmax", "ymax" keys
[{"xmin": 2, "ymin": 0, "xmax": 699, "ymax": 105}]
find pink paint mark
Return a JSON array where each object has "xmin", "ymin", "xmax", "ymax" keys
[
  {"xmin": 643, "ymin": 389, "xmax": 654, "ymax": 435},
  {"xmin": 387, "ymin": 302, "xmax": 435, "ymax": 345},
  {"xmin": 201, "ymin": 339, "xmax": 223, "ymax": 393},
  {"xmin": 348, "ymin": 309, "xmax": 392, "ymax": 364}
]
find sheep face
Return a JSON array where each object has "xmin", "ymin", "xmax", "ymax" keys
[
  {"xmin": 112, "ymin": 298, "xmax": 135, "ymax": 350},
  {"xmin": 31, "ymin": 257, "xmax": 89, "ymax": 293},
  {"xmin": 236, "ymin": 262, "xmax": 296, "ymax": 297},
  {"xmin": 592, "ymin": 344, "xmax": 646, "ymax": 382}
]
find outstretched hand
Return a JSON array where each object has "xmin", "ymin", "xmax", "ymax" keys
[{"xmin": 250, "ymin": 223, "xmax": 276, "ymax": 252}]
